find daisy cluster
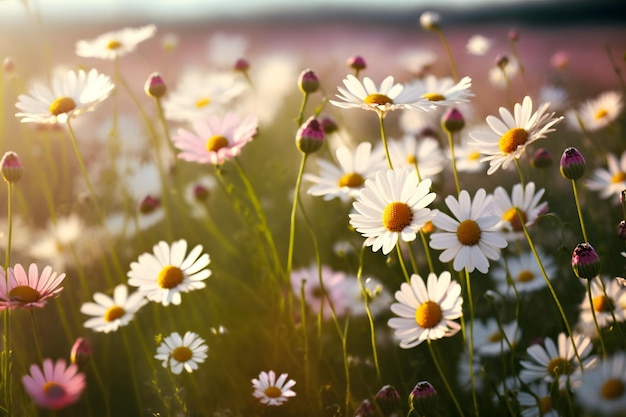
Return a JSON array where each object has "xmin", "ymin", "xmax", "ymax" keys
[{"xmin": 1, "ymin": 7, "xmax": 626, "ymax": 417}]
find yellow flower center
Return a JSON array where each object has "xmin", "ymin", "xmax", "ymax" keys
[
  {"xmin": 539, "ymin": 396, "xmax": 553, "ymax": 413},
  {"xmin": 546, "ymin": 357, "xmax": 573, "ymax": 377},
  {"xmin": 195, "ymin": 97, "xmax": 211, "ymax": 108},
  {"xmin": 49, "ymin": 96, "xmax": 77, "ymax": 116},
  {"xmin": 611, "ymin": 171, "xmax": 626, "ymax": 184},
  {"xmin": 415, "ymin": 300, "xmax": 442, "ymax": 328},
  {"xmin": 456, "ymin": 220, "xmax": 481, "ymax": 246},
  {"xmin": 502, "ymin": 207, "xmax": 527, "ymax": 231},
  {"xmin": 592, "ymin": 295, "xmax": 613, "ymax": 312},
  {"xmin": 106, "ymin": 39, "xmax": 123, "ymax": 50},
  {"xmin": 172, "ymin": 346, "xmax": 192, "ymax": 362},
  {"xmin": 364, "ymin": 93, "xmax": 392, "ymax": 105},
  {"xmin": 8, "ymin": 286, "xmax": 40, "ymax": 303},
  {"xmin": 421, "ymin": 92, "xmax": 446, "ymax": 101},
  {"xmin": 488, "ymin": 332, "xmax": 503, "ymax": 343},
  {"xmin": 264, "ymin": 386, "xmax": 282, "ymax": 398},
  {"xmin": 406, "ymin": 155, "xmax": 417, "ymax": 164},
  {"xmin": 157, "ymin": 265, "xmax": 184, "ymax": 289},
  {"xmin": 206, "ymin": 135, "xmax": 229, "ymax": 153},
  {"xmin": 468, "ymin": 151, "xmax": 481, "ymax": 161},
  {"xmin": 338, "ymin": 172, "xmax": 364, "ymax": 188},
  {"xmin": 517, "ymin": 270, "xmax": 536, "ymax": 283},
  {"xmin": 594, "ymin": 108, "xmax": 608, "ymax": 120},
  {"xmin": 42, "ymin": 381, "xmax": 65, "ymax": 399},
  {"xmin": 104, "ymin": 305, "xmax": 126, "ymax": 322},
  {"xmin": 601, "ymin": 378, "xmax": 625, "ymax": 400},
  {"xmin": 421, "ymin": 221, "xmax": 434, "ymax": 234},
  {"xmin": 498, "ymin": 128, "xmax": 529, "ymax": 154},
  {"xmin": 382, "ymin": 202, "xmax": 413, "ymax": 232}
]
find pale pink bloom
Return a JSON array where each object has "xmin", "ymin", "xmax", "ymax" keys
[
  {"xmin": 22, "ymin": 359, "xmax": 86, "ymax": 410},
  {"xmin": 0, "ymin": 263, "xmax": 65, "ymax": 309}
]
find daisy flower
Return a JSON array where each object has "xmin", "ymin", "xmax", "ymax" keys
[
  {"xmin": 22, "ymin": 359, "xmax": 86, "ymax": 410},
  {"xmin": 127, "ymin": 239, "xmax": 211, "ymax": 306},
  {"xmin": 450, "ymin": 139, "xmax": 486, "ymax": 173},
  {"xmin": 80, "ymin": 284, "xmax": 148, "ymax": 333},
  {"xmin": 407, "ymin": 75, "xmax": 474, "ymax": 107},
  {"xmin": 387, "ymin": 271, "xmax": 463, "ymax": 348},
  {"xmin": 75, "ymin": 24, "xmax": 156, "ymax": 60},
  {"xmin": 172, "ymin": 113, "xmax": 258, "ymax": 165},
  {"xmin": 303, "ymin": 141, "xmax": 386, "ymax": 202},
  {"xmin": 488, "ymin": 58, "xmax": 519, "ymax": 88},
  {"xmin": 517, "ymin": 382, "xmax": 560, "ymax": 417},
  {"xmin": 15, "ymin": 69, "xmax": 114, "ymax": 124},
  {"xmin": 384, "ymin": 135, "xmax": 444, "ymax": 180},
  {"xmin": 493, "ymin": 181, "xmax": 548, "ymax": 240},
  {"xmin": 573, "ymin": 90, "xmax": 623, "ymax": 132},
  {"xmin": 578, "ymin": 278, "xmax": 626, "ymax": 330},
  {"xmin": 466, "ymin": 34, "xmax": 492, "ymax": 56},
  {"xmin": 349, "ymin": 168, "xmax": 436, "ymax": 255},
  {"xmin": 468, "ymin": 96, "xmax": 563, "ymax": 175},
  {"xmin": 0, "ymin": 263, "xmax": 65, "ymax": 310},
  {"xmin": 519, "ymin": 332, "xmax": 598, "ymax": 389},
  {"xmin": 154, "ymin": 331, "xmax": 208, "ymax": 374},
  {"xmin": 491, "ymin": 250, "xmax": 556, "ymax": 296},
  {"xmin": 574, "ymin": 351, "xmax": 626, "ymax": 415},
  {"xmin": 585, "ymin": 150, "xmax": 626, "ymax": 199},
  {"xmin": 329, "ymin": 74, "xmax": 435, "ymax": 117},
  {"xmin": 429, "ymin": 189, "xmax": 508, "ymax": 274},
  {"xmin": 290, "ymin": 264, "xmax": 352, "ymax": 320},
  {"xmin": 473, "ymin": 318, "xmax": 520, "ymax": 356},
  {"xmin": 252, "ymin": 370, "xmax": 296, "ymax": 406}
]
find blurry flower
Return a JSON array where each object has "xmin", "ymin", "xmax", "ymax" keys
[
  {"xmin": 252, "ymin": 370, "xmax": 296, "ymax": 406},
  {"xmin": 539, "ymin": 85, "xmax": 568, "ymax": 111},
  {"xmin": 466, "ymin": 34, "xmax": 492, "ymax": 56},
  {"xmin": 29, "ymin": 214, "xmax": 84, "ymax": 271},
  {"xmin": 144, "ymin": 72, "xmax": 166, "ymax": 98},
  {"xmin": 519, "ymin": 332, "xmax": 598, "ymax": 389},
  {"xmin": 530, "ymin": 148, "xmax": 553, "ymax": 169},
  {"xmin": 295, "ymin": 116, "xmax": 325, "ymax": 154},
  {"xmin": 430, "ymin": 189, "xmax": 507, "ymax": 273},
  {"xmin": 348, "ymin": 276, "xmax": 393, "ymax": 318},
  {"xmin": 128, "ymin": 239, "xmax": 211, "ymax": 306},
  {"xmin": 493, "ymin": 182, "xmax": 548, "ymax": 239},
  {"xmin": 574, "ymin": 352, "xmax": 626, "ymax": 415},
  {"xmin": 560, "ymin": 147, "xmax": 586, "ymax": 180},
  {"xmin": 585, "ymin": 150, "xmax": 626, "ymax": 199},
  {"xmin": 155, "ymin": 331, "xmax": 208, "ymax": 374},
  {"xmin": 161, "ymin": 33, "xmax": 179, "ymax": 51},
  {"xmin": 388, "ymin": 272, "xmax": 463, "ymax": 348},
  {"xmin": 138, "ymin": 195, "xmax": 161, "ymax": 215},
  {"xmin": 472, "ymin": 318, "xmax": 520, "ymax": 356},
  {"xmin": 75, "ymin": 24, "xmax": 156, "ymax": 60},
  {"xmin": 451, "ymin": 140, "xmax": 486, "ymax": 173},
  {"xmin": 15, "ymin": 69, "xmax": 114, "ymax": 124},
  {"xmin": 298, "ymin": 69, "xmax": 320, "ymax": 94},
  {"xmin": 385, "ymin": 135, "xmax": 444, "ymax": 180},
  {"xmin": 516, "ymin": 382, "xmax": 559, "ymax": 417},
  {"xmin": 349, "ymin": 168, "xmax": 436, "ymax": 255},
  {"xmin": 329, "ymin": 74, "xmax": 434, "ymax": 118},
  {"xmin": 0, "ymin": 263, "xmax": 65, "ymax": 309},
  {"xmin": 207, "ymin": 32, "xmax": 248, "ymax": 69},
  {"xmin": 573, "ymin": 91, "xmax": 623, "ymax": 132},
  {"xmin": 488, "ymin": 58, "xmax": 519, "ymax": 88},
  {"xmin": 3, "ymin": 56, "xmax": 15, "ymax": 73},
  {"xmin": 491, "ymin": 250, "xmax": 556, "ymax": 296},
  {"xmin": 80, "ymin": 284, "xmax": 147, "ymax": 333},
  {"xmin": 22, "ymin": 359, "xmax": 86, "ymax": 410},
  {"xmin": 347, "ymin": 55, "xmax": 367, "ymax": 72},
  {"xmin": 354, "ymin": 398, "xmax": 377, "ymax": 417},
  {"xmin": 457, "ymin": 351, "xmax": 484, "ymax": 393},
  {"xmin": 304, "ymin": 141, "xmax": 386, "ymax": 202},
  {"xmin": 397, "ymin": 49, "xmax": 436, "ymax": 77},
  {"xmin": 234, "ymin": 58, "xmax": 250, "ymax": 72},
  {"xmin": 419, "ymin": 11, "xmax": 440, "ymax": 31},
  {"xmin": 469, "ymin": 96, "xmax": 563, "ymax": 175},
  {"xmin": 290, "ymin": 264, "xmax": 352, "ymax": 320},
  {"xmin": 578, "ymin": 278, "xmax": 626, "ymax": 330},
  {"xmin": 70, "ymin": 338, "xmax": 92, "ymax": 366},
  {"xmin": 1, "ymin": 151, "xmax": 23, "ymax": 183},
  {"xmin": 172, "ymin": 113, "xmax": 258, "ymax": 165},
  {"xmin": 374, "ymin": 385, "xmax": 401, "ymax": 416},
  {"xmin": 408, "ymin": 75, "xmax": 474, "ymax": 107},
  {"xmin": 572, "ymin": 242, "xmax": 600, "ymax": 280},
  {"xmin": 550, "ymin": 50, "xmax": 570, "ymax": 70}
]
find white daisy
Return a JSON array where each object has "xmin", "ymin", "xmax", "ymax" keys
[
  {"xmin": 466, "ymin": 34, "xmax": 492, "ymax": 56},
  {"xmin": 29, "ymin": 214, "xmax": 86, "ymax": 271},
  {"xmin": 329, "ymin": 74, "xmax": 435, "ymax": 117},
  {"xmin": 406, "ymin": 75, "xmax": 474, "ymax": 107},
  {"xmin": 290, "ymin": 264, "xmax": 352, "ymax": 320},
  {"xmin": 488, "ymin": 58, "xmax": 519, "ymax": 89},
  {"xmin": 585, "ymin": 150, "xmax": 626, "ymax": 200},
  {"xmin": 469, "ymin": 96, "xmax": 564, "ymax": 175},
  {"xmin": 578, "ymin": 278, "xmax": 626, "ymax": 330},
  {"xmin": 127, "ymin": 239, "xmax": 211, "ymax": 306},
  {"xmin": 75, "ymin": 24, "xmax": 156, "ymax": 60},
  {"xmin": 80, "ymin": 284, "xmax": 147, "ymax": 333},
  {"xmin": 384, "ymin": 135, "xmax": 445, "ymax": 180},
  {"xmin": 429, "ymin": 189, "xmax": 508, "ymax": 274},
  {"xmin": 517, "ymin": 382, "xmax": 560, "ymax": 417},
  {"xmin": 573, "ymin": 90, "xmax": 623, "ymax": 132},
  {"xmin": 450, "ymin": 139, "xmax": 486, "ymax": 174},
  {"xmin": 15, "ymin": 69, "xmax": 114, "ymax": 124},
  {"xmin": 574, "ymin": 351, "xmax": 626, "ymax": 415},
  {"xmin": 519, "ymin": 332, "xmax": 598, "ymax": 389},
  {"xmin": 473, "ymin": 318, "xmax": 520, "ymax": 356},
  {"xmin": 303, "ymin": 141, "xmax": 386, "ymax": 202},
  {"xmin": 252, "ymin": 370, "xmax": 296, "ymax": 406},
  {"xmin": 491, "ymin": 250, "xmax": 556, "ymax": 296},
  {"xmin": 493, "ymin": 182, "xmax": 548, "ymax": 240},
  {"xmin": 387, "ymin": 271, "xmax": 463, "ymax": 348},
  {"xmin": 154, "ymin": 331, "xmax": 208, "ymax": 375},
  {"xmin": 349, "ymin": 168, "xmax": 436, "ymax": 255},
  {"xmin": 538, "ymin": 85, "xmax": 568, "ymax": 111}
]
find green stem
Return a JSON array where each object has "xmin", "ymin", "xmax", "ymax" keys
[
  {"xmin": 378, "ymin": 114, "xmax": 394, "ymax": 170},
  {"xmin": 286, "ymin": 153, "xmax": 308, "ymax": 282},
  {"xmin": 419, "ymin": 230, "xmax": 435, "ymax": 274},
  {"xmin": 296, "ymin": 92, "xmax": 309, "ymax": 127},
  {"xmin": 571, "ymin": 179, "xmax": 588, "ymax": 243},
  {"xmin": 395, "ymin": 242, "xmax": 411, "ymax": 283},
  {"xmin": 427, "ymin": 339, "xmax": 465, "ymax": 417},
  {"xmin": 2, "ymin": 183, "xmax": 12, "ymax": 415},
  {"xmin": 29, "ymin": 311, "xmax": 43, "ymax": 361},
  {"xmin": 464, "ymin": 269, "xmax": 479, "ymax": 417},
  {"xmin": 356, "ymin": 245, "xmax": 381, "ymax": 382},
  {"xmin": 445, "ymin": 130, "xmax": 461, "ymax": 196},
  {"xmin": 434, "ymin": 28, "xmax": 458, "ymax": 82},
  {"xmin": 514, "ymin": 158, "xmax": 525, "ymax": 190}
]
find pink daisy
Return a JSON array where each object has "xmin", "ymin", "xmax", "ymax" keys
[
  {"xmin": 22, "ymin": 358, "xmax": 86, "ymax": 410},
  {"xmin": 0, "ymin": 263, "xmax": 65, "ymax": 309},
  {"xmin": 171, "ymin": 112, "xmax": 258, "ymax": 165}
]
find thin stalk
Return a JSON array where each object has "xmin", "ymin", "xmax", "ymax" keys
[
  {"xmin": 378, "ymin": 114, "xmax": 394, "ymax": 170},
  {"xmin": 395, "ymin": 242, "xmax": 411, "ymax": 283},
  {"xmin": 296, "ymin": 92, "xmax": 309, "ymax": 127},
  {"xmin": 2, "ymin": 182, "xmax": 13, "ymax": 415},
  {"xmin": 464, "ymin": 269, "xmax": 479, "ymax": 417},
  {"xmin": 419, "ymin": 230, "xmax": 435, "ymax": 274},
  {"xmin": 434, "ymin": 28, "xmax": 459, "ymax": 82},
  {"xmin": 286, "ymin": 153, "xmax": 308, "ymax": 282},
  {"xmin": 29, "ymin": 311, "xmax": 43, "ymax": 361},
  {"xmin": 514, "ymin": 158, "xmax": 526, "ymax": 190},
  {"xmin": 356, "ymin": 245, "xmax": 381, "ymax": 382},
  {"xmin": 445, "ymin": 130, "xmax": 461, "ymax": 196},
  {"xmin": 570, "ymin": 179, "xmax": 588, "ymax": 243},
  {"xmin": 427, "ymin": 339, "xmax": 465, "ymax": 417}
]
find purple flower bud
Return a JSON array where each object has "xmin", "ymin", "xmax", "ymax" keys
[
  {"xmin": 193, "ymin": 184, "xmax": 210, "ymax": 201},
  {"xmin": 1, "ymin": 151, "xmax": 23, "ymax": 183},
  {"xmin": 496, "ymin": 54, "xmax": 509, "ymax": 69},
  {"xmin": 70, "ymin": 337, "xmax": 92, "ymax": 366},
  {"xmin": 234, "ymin": 58, "xmax": 250, "ymax": 72},
  {"xmin": 572, "ymin": 242, "xmax": 600, "ymax": 280},
  {"xmin": 320, "ymin": 116, "xmax": 339, "ymax": 134},
  {"xmin": 530, "ymin": 148, "xmax": 553, "ymax": 169},
  {"xmin": 347, "ymin": 55, "xmax": 367, "ymax": 71},
  {"xmin": 409, "ymin": 381, "xmax": 440, "ymax": 416},
  {"xmin": 295, "ymin": 116, "xmax": 325, "ymax": 154},
  {"xmin": 353, "ymin": 399, "xmax": 377, "ymax": 417},
  {"xmin": 144, "ymin": 72, "xmax": 166, "ymax": 98},
  {"xmin": 560, "ymin": 147, "xmax": 586, "ymax": 180},
  {"xmin": 618, "ymin": 221, "xmax": 626, "ymax": 240},
  {"xmin": 139, "ymin": 195, "xmax": 161, "ymax": 214},
  {"xmin": 298, "ymin": 69, "xmax": 320, "ymax": 94},
  {"xmin": 374, "ymin": 385, "xmax": 401, "ymax": 416},
  {"xmin": 442, "ymin": 107, "xmax": 465, "ymax": 133}
]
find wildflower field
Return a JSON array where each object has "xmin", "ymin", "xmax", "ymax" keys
[{"xmin": 1, "ymin": 3, "xmax": 626, "ymax": 416}]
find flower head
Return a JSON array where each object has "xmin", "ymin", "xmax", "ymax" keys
[
  {"xmin": 407, "ymin": 75, "xmax": 474, "ymax": 108},
  {"xmin": 585, "ymin": 150, "xmax": 626, "ymax": 199},
  {"xmin": 290, "ymin": 264, "xmax": 353, "ymax": 320},
  {"xmin": 572, "ymin": 242, "xmax": 600, "ymax": 280},
  {"xmin": 127, "ymin": 239, "xmax": 211, "ymax": 306},
  {"xmin": 298, "ymin": 68, "xmax": 320, "ymax": 94},
  {"xmin": 295, "ymin": 116, "xmax": 325, "ymax": 154},
  {"xmin": 155, "ymin": 331, "xmax": 208, "ymax": 374},
  {"xmin": 144, "ymin": 72, "xmax": 167, "ymax": 98},
  {"xmin": 75, "ymin": 24, "xmax": 156, "ymax": 60},
  {"xmin": 419, "ymin": 11, "xmax": 441, "ymax": 30},
  {"xmin": 388, "ymin": 272, "xmax": 463, "ymax": 348},
  {"xmin": 491, "ymin": 250, "xmax": 556, "ymax": 296},
  {"xmin": 80, "ymin": 284, "xmax": 147, "ymax": 333},
  {"xmin": 374, "ymin": 385, "xmax": 402, "ymax": 416},
  {"xmin": 573, "ymin": 91, "xmax": 623, "ymax": 132},
  {"xmin": 516, "ymin": 382, "xmax": 559, "ymax": 417},
  {"xmin": 22, "ymin": 359, "xmax": 86, "ymax": 410},
  {"xmin": 466, "ymin": 34, "xmax": 492, "ymax": 56},
  {"xmin": 472, "ymin": 318, "xmax": 520, "ymax": 356},
  {"xmin": 0, "ymin": 263, "xmax": 65, "ymax": 309},
  {"xmin": 1, "ymin": 151, "xmax": 23, "ymax": 183},
  {"xmin": 70, "ymin": 338, "xmax": 92, "ymax": 366},
  {"xmin": 252, "ymin": 370, "xmax": 296, "ymax": 406},
  {"xmin": 578, "ymin": 278, "xmax": 626, "ymax": 331},
  {"xmin": 347, "ymin": 55, "xmax": 367, "ymax": 71},
  {"xmin": 385, "ymin": 136, "xmax": 445, "ymax": 180},
  {"xmin": 493, "ymin": 181, "xmax": 548, "ymax": 240},
  {"xmin": 574, "ymin": 352, "xmax": 626, "ymax": 415}
]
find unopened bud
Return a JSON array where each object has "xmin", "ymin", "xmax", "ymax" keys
[
  {"xmin": 572, "ymin": 242, "xmax": 600, "ymax": 280},
  {"xmin": 298, "ymin": 69, "xmax": 319, "ymax": 94},
  {"xmin": 560, "ymin": 147, "xmax": 586, "ymax": 180},
  {"xmin": 234, "ymin": 58, "xmax": 250, "ymax": 72},
  {"xmin": 1, "ymin": 151, "xmax": 23, "ymax": 183},
  {"xmin": 347, "ymin": 55, "xmax": 367, "ymax": 72},
  {"xmin": 508, "ymin": 29, "xmax": 519, "ymax": 42},
  {"xmin": 496, "ymin": 54, "xmax": 509, "ymax": 69},
  {"xmin": 295, "ymin": 116, "xmax": 325, "ymax": 154},
  {"xmin": 353, "ymin": 399, "xmax": 377, "ymax": 417},
  {"xmin": 419, "ymin": 11, "xmax": 441, "ymax": 31},
  {"xmin": 442, "ymin": 107, "xmax": 465, "ymax": 133},
  {"xmin": 144, "ymin": 72, "xmax": 166, "ymax": 98},
  {"xmin": 374, "ymin": 385, "xmax": 401, "ymax": 416},
  {"xmin": 320, "ymin": 116, "xmax": 339, "ymax": 134},
  {"xmin": 530, "ymin": 148, "xmax": 553, "ymax": 169},
  {"xmin": 70, "ymin": 337, "xmax": 92, "ymax": 366},
  {"xmin": 193, "ymin": 184, "xmax": 210, "ymax": 201},
  {"xmin": 409, "ymin": 381, "xmax": 439, "ymax": 415},
  {"xmin": 139, "ymin": 195, "xmax": 161, "ymax": 214},
  {"xmin": 618, "ymin": 221, "xmax": 626, "ymax": 240}
]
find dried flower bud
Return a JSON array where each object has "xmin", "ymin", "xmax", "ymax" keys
[
  {"xmin": 295, "ymin": 116, "xmax": 325, "ymax": 154},
  {"xmin": 374, "ymin": 385, "xmax": 401, "ymax": 416},
  {"xmin": 560, "ymin": 147, "xmax": 586, "ymax": 180},
  {"xmin": 234, "ymin": 58, "xmax": 250, "ymax": 72},
  {"xmin": 139, "ymin": 195, "xmax": 161, "ymax": 214},
  {"xmin": 144, "ymin": 72, "xmax": 166, "ymax": 99},
  {"xmin": 298, "ymin": 69, "xmax": 319, "ymax": 94},
  {"xmin": 442, "ymin": 107, "xmax": 465, "ymax": 133},
  {"xmin": 409, "ymin": 381, "xmax": 439, "ymax": 416},
  {"xmin": 347, "ymin": 55, "xmax": 367, "ymax": 72},
  {"xmin": 1, "ymin": 151, "xmax": 23, "ymax": 183},
  {"xmin": 70, "ymin": 337, "xmax": 92, "ymax": 366},
  {"xmin": 530, "ymin": 148, "xmax": 553, "ymax": 169},
  {"xmin": 419, "ymin": 11, "xmax": 441, "ymax": 31},
  {"xmin": 572, "ymin": 242, "xmax": 600, "ymax": 280}
]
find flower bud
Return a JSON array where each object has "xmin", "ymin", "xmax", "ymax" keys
[
  {"xmin": 347, "ymin": 55, "xmax": 367, "ymax": 72},
  {"xmin": 617, "ymin": 221, "xmax": 626, "ymax": 240},
  {"xmin": 320, "ymin": 116, "xmax": 339, "ymax": 134},
  {"xmin": 442, "ymin": 107, "xmax": 465, "ymax": 133},
  {"xmin": 550, "ymin": 51, "xmax": 570, "ymax": 71},
  {"xmin": 70, "ymin": 337, "xmax": 92, "ymax": 366},
  {"xmin": 572, "ymin": 242, "xmax": 600, "ymax": 280},
  {"xmin": 144, "ymin": 72, "xmax": 166, "ymax": 99},
  {"xmin": 295, "ymin": 116, "xmax": 325, "ymax": 154},
  {"xmin": 193, "ymin": 184, "xmax": 210, "ymax": 201},
  {"xmin": 374, "ymin": 385, "xmax": 401, "ymax": 416},
  {"xmin": 560, "ymin": 147, "xmax": 586, "ymax": 180},
  {"xmin": 530, "ymin": 148, "xmax": 553, "ymax": 169},
  {"xmin": 508, "ymin": 29, "xmax": 519, "ymax": 42},
  {"xmin": 139, "ymin": 195, "xmax": 161, "ymax": 214},
  {"xmin": 1, "ymin": 151, "xmax": 23, "ymax": 183},
  {"xmin": 234, "ymin": 58, "xmax": 250, "ymax": 72},
  {"xmin": 496, "ymin": 54, "xmax": 509, "ymax": 70},
  {"xmin": 3, "ymin": 56, "xmax": 15, "ymax": 73},
  {"xmin": 409, "ymin": 381, "xmax": 439, "ymax": 415},
  {"xmin": 419, "ymin": 11, "xmax": 441, "ymax": 31},
  {"xmin": 353, "ymin": 399, "xmax": 377, "ymax": 417},
  {"xmin": 298, "ymin": 69, "xmax": 319, "ymax": 94}
]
